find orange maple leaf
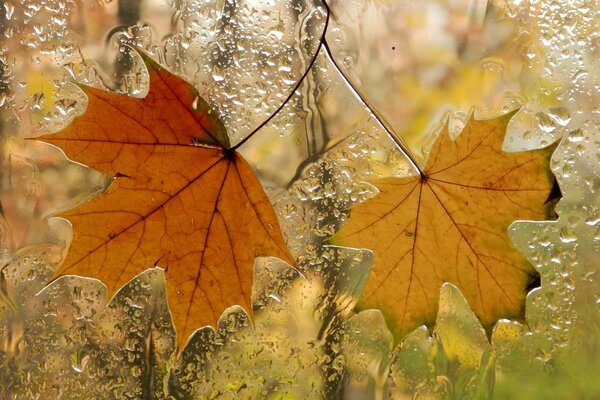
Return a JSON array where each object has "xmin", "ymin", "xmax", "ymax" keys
[
  {"xmin": 332, "ymin": 111, "xmax": 556, "ymax": 339},
  {"xmin": 38, "ymin": 51, "xmax": 294, "ymax": 347}
]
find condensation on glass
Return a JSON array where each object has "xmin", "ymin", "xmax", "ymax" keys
[{"xmin": 1, "ymin": 0, "xmax": 599, "ymax": 398}]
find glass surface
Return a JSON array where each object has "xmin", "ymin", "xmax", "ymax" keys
[{"xmin": 1, "ymin": 0, "xmax": 599, "ymax": 398}]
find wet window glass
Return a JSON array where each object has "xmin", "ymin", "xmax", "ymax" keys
[{"xmin": 1, "ymin": 0, "xmax": 598, "ymax": 398}]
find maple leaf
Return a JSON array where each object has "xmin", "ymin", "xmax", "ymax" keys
[
  {"xmin": 36, "ymin": 51, "xmax": 294, "ymax": 347},
  {"xmin": 331, "ymin": 111, "xmax": 556, "ymax": 339}
]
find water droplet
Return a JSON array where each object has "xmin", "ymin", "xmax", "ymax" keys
[
  {"xmin": 536, "ymin": 112, "xmax": 557, "ymax": 133},
  {"xmin": 32, "ymin": 92, "xmax": 45, "ymax": 111},
  {"xmin": 559, "ymin": 226, "xmax": 577, "ymax": 243},
  {"xmin": 342, "ymin": 56, "xmax": 353, "ymax": 69},
  {"xmin": 567, "ymin": 129, "xmax": 583, "ymax": 142},
  {"xmin": 3, "ymin": 2, "xmax": 15, "ymax": 20},
  {"xmin": 548, "ymin": 107, "xmax": 571, "ymax": 126}
]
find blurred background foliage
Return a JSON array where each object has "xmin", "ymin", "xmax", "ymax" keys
[{"xmin": 1, "ymin": 0, "xmax": 599, "ymax": 398}]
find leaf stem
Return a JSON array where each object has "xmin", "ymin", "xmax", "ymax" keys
[
  {"xmin": 320, "ymin": 38, "xmax": 423, "ymax": 177},
  {"xmin": 231, "ymin": 1, "xmax": 331, "ymax": 152},
  {"xmin": 234, "ymin": 0, "xmax": 423, "ymax": 180}
]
